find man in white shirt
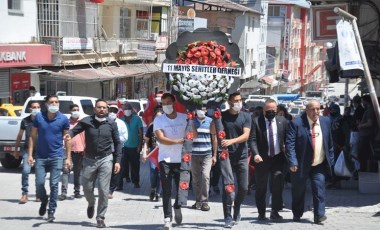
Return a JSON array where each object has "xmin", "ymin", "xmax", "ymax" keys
[
  {"xmin": 108, "ymin": 105, "xmax": 128, "ymax": 198},
  {"xmin": 153, "ymin": 93, "xmax": 190, "ymax": 230}
]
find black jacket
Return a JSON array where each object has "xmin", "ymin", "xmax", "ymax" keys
[
  {"xmin": 249, "ymin": 115, "xmax": 288, "ymax": 159},
  {"xmin": 69, "ymin": 115, "xmax": 121, "ymax": 163}
]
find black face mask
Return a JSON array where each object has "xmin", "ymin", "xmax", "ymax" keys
[{"xmin": 265, "ymin": 110, "xmax": 276, "ymax": 120}]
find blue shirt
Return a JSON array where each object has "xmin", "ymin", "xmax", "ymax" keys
[
  {"xmin": 33, "ymin": 111, "xmax": 70, "ymax": 159},
  {"xmin": 192, "ymin": 117, "xmax": 213, "ymax": 156},
  {"xmin": 122, "ymin": 115, "xmax": 143, "ymax": 148}
]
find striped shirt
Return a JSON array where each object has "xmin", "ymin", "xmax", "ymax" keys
[{"xmin": 192, "ymin": 117, "xmax": 212, "ymax": 156}]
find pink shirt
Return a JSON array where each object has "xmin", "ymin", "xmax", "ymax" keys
[{"xmin": 70, "ymin": 118, "xmax": 85, "ymax": 152}]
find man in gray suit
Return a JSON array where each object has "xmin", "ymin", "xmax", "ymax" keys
[{"xmin": 249, "ymin": 99, "xmax": 288, "ymax": 221}]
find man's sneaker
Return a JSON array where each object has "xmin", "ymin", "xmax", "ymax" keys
[
  {"xmin": 149, "ymin": 189, "xmax": 155, "ymax": 201},
  {"xmin": 96, "ymin": 219, "xmax": 106, "ymax": 228},
  {"xmin": 74, "ymin": 193, "xmax": 82, "ymax": 199},
  {"xmin": 47, "ymin": 212, "xmax": 55, "ymax": 222},
  {"xmin": 191, "ymin": 202, "xmax": 201, "ymax": 210},
  {"xmin": 58, "ymin": 194, "xmax": 66, "ymax": 201},
  {"xmin": 134, "ymin": 183, "xmax": 141, "ymax": 188},
  {"xmin": 87, "ymin": 206, "xmax": 95, "ymax": 219},
  {"xmin": 174, "ymin": 208, "xmax": 182, "ymax": 225},
  {"xmin": 19, "ymin": 195, "xmax": 28, "ymax": 204},
  {"xmin": 163, "ymin": 218, "xmax": 172, "ymax": 230},
  {"xmin": 234, "ymin": 214, "xmax": 241, "ymax": 224},
  {"xmin": 108, "ymin": 193, "xmax": 113, "ymax": 199},
  {"xmin": 155, "ymin": 194, "xmax": 160, "ymax": 202},
  {"xmin": 201, "ymin": 203, "xmax": 210, "ymax": 211},
  {"xmin": 39, "ymin": 202, "xmax": 48, "ymax": 216},
  {"xmin": 224, "ymin": 216, "xmax": 234, "ymax": 228}
]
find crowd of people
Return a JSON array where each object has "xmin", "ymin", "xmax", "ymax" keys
[{"xmin": 12, "ymin": 92, "xmax": 378, "ymax": 229}]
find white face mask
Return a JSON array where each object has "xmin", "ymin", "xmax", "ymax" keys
[
  {"xmin": 31, "ymin": 108, "xmax": 40, "ymax": 116},
  {"xmin": 71, "ymin": 111, "xmax": 80, "ymax": 119},
  {"xmin": 124, "ymin": 110, "xmax": 132, "ymax": 116},
  {"xmin": 162, "ymin": 105, "xmax": 174, "ymax": 115},
  {"xmin": 232, "ymin": 102, "xmax": 243, "ymax": 112},
  {"xmin": 196, "ymin": 110, "xmax": 206, "ymax": 119},
  {"xmin": 108, "ymin": 112, "xmax": 117, "ymax": 120},
  {"xmin": 95, "ymin": 116, "xmax": 107, "ymax": 122},
  {"xmin": 48, "ymin": 105, "xmax": 59, "ymax": 113}
]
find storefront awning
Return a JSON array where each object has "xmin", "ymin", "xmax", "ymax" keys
[{"xmin": 41, "ymin": 64, "xmax": 160, "ymax": 82}]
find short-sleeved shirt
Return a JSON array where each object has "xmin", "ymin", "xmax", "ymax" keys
[
  {"xmin": 221, "ymin": 110, "xmax": 251, "ymax": 156},
  {"xmin": 192, "ymin": 117, "xmax": 213, "ymax": 156},
  {"xmin": 154, "ymin": 113, "xmax": 187, "ymax": 163},
  {"xmin": 122, "ymin": 115, "xmax": 143, "ymax": 148},
  {"xmin": 20, "ymin": 115, "xmax": 34, "ymax": 150},
  {"xmin": 33, "ymin": 111, "xmax": 70, "ymax": 159}
]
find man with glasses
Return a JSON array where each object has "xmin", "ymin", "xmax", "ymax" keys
[
  {"xmin": 249, "ymin": 99, "xmax": 288, "ymax": 221},
  {"xmin": 286, "ymin": 99, "xmax": 334, "ymax": 224},
  {"xmin": 65, "ymin": 99, "xmax": 121, "ymax": 228}
]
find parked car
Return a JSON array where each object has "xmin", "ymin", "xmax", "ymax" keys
[
  {"xmin": 289, "ymin": 107, "xmax": 303, "ymax": 118},
  {"xmin": 0, "ymin": 104, "xmax": 23, "ymax": 117},
  {"xmin": 110, "ymin": 98, "xmax": 147, "ymax": 116},
  {"xmin": 0, "ymin": 95, "xmax": 97, "ymax": 169}
]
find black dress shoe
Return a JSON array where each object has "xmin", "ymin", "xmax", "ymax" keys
[
  {"xmin": 270, "ymin": 211, "xmax": 283, "ymax": 221},
  {"xmin": 314, "ymin": 215, "xmax": 327, "ymax": 224},
  {"xmin": 39, "ymin": 202, "xmax": 48, "ymax": 216},
  {"xmin": 293, "ymin": 216, "xmax": 301, "ymax": 222},
  {"xmin": 258, "ymin": 214, "xmax": 268, "ymax": 221},
  {"xmin": 97, "ymin": 219, "xmax": 106, "ymax": 228},
  {"xmin": 87, "ymin": 206, "xmax": 95, "ymax": 219}
]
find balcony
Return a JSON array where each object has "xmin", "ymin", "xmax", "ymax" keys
[{"xmin": 40, "ymin": 36, "xmax": 168, "ymax": 66}]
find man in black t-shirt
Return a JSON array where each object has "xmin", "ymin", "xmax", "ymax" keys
[
  {"xmin": 13, "ymin": 101, "xmax": 41, "ymax": 204},
  {"xmin": 220, "ymin": 92, "xmax": 251, "ymax": 228}
]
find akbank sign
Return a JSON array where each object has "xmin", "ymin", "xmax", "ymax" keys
[{"xmin": 0, "ymin": 51, "xmax": 26, "ymax": 62}]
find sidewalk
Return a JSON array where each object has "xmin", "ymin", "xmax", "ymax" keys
[{"xmin": 0, "ymin": 162, "xmax": 380, "ymax": 229}]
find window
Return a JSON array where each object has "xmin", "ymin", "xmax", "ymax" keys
[
  {"xmin": 268, "ymin": 5, "xmax": 285, "ymax": 17},
  {"xmin": 80, "ymin": 100, "xmax": 95, "ymax": 115},
  {"xmin": 8, "ymin": 0, "xmax": 23, "ymax": 15},
  {"xmin": 120, "ymin": 8, "xmax": 131, "ymax": 38},
  {"xmin": 136, "ymin": 10, "xmax": 149, "ymax": 38},
  {"xmin": 23, "ymin": 100, "xmax": 73, "ymax": 114}
]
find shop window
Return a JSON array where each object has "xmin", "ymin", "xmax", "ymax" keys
[{"xmin": 136, "ymin": 10, "xmax": 149, "ymax": 38}]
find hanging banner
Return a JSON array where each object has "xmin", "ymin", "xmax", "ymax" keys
[{"xmin": 336, "ymin": 20, "xmax": 363, "ymax": 71}]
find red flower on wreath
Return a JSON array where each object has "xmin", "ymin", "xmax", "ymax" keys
[
  {"xmin": 182, "ymin": 153, "xmax": 191, "ymax": 162},
  {"xmin": 225, "ymin": 184, "xmax": 235, "ymax": 193},
  {"xmin": 187, "ymin": 111, "xmax": 195, "ymax": 120},
  {"xmin": 180, "ymin": 181, "xmax": 189, "ymax": 190},
  {"xmin": 220, "ymin": 150, "xmax": 229, "ymax": 160},
  {"xmin": 218, "ymin": 131, "xmax": 226, "ymax": 139},
  {"xmin": 214, "ymin": 110, "xmax": 221, "ymax": 119},
  {"xmin": 186, "ymin": 132, "xmax": 194, "ymax": 140},
  {"xmin": 176, "ymin": 41, "xmax": 236, "ymax": 67}
]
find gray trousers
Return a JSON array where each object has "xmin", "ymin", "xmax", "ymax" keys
[
  {"xmin": 191, "ymin": 155, "xmax": 212, "ymax": 203},
  {"xmin": 82, "ymin": 154, "xmax": 113, "ymax": 220},
  {"xmin": 61, "ymin": 152, "xmax": 84, "ymax": 195}
]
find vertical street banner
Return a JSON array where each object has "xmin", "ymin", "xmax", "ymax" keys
[{"xmin": 336, "ymin": 20, "xmax": 363, "ymax": 71}]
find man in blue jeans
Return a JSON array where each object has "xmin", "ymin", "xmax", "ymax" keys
[
  {"xmin": 13, "ymin": 101, "xmax": 41, "ymax": 204},
  {"xmin": 28, "ymin": 95, "xmax": 71, "ymax": 222}
]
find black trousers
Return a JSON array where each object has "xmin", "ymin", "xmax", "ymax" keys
[
  {"xmin": 221, "ymin": 154, "xmax": 248, "ymax": 219},
  {"xmin": 210, "ymin": 157, "xmax": 221, "ymax": 187},
  {"xmin": 254, "ymin": 153, "xmax": 285, "ymax": 216},
  {"xmin": 120, "ymin": 147, "xmax": 140, "ymax": 185},
  {"xmin": 159, "ymin": 161, "xmax": 181, "ymax": 221}
]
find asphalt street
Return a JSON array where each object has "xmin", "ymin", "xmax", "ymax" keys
[{"xmin": 0, "ymin": 160, "xmax": 380, "ymax": 230}]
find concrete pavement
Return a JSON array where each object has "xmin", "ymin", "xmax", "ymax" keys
[{"xmin": 0, "ymin": 162, "xmax": 380, "ymax": 230}]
